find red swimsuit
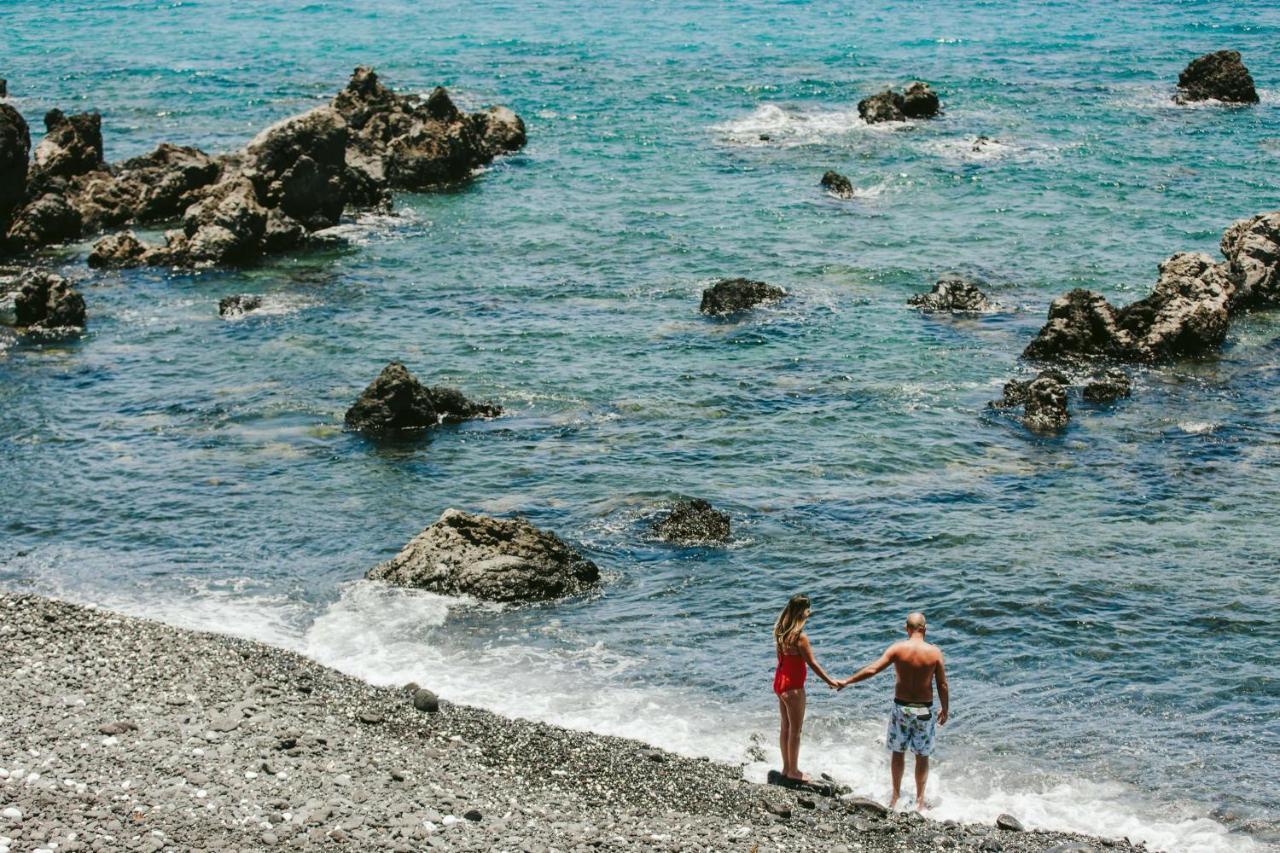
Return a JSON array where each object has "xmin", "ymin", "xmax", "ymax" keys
[{"xmin": 773, "ymin": 648, "xmax": 807, "ymax": 695}]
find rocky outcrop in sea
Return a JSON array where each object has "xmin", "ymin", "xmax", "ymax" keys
[
  {"xmin": 857, "ymin": 82, "xmax": 941, "ymax": 124},
  {"xmin": 365, "ymin": 509, "xmax": 601, "ymax": 602},
  {"xmin": 700, "ymin": 278, "xmax": 786, "ymax": 316},
  {"xmin": 0, "ymin": 67, "xmax": 527, "ymax": 267},
  {"xmin": 994, "ymin": 369, "xmax": 1071, "ymax": 433},
  {"xmin": 1175, "ymin": 50, "xmax": 1259, "ymax": 104},
  {"xmin": 344, "ymin": 361, "xmax": 500, "ymax": 436},
  {"xmin": 1024, "ymin": 212, "xmax": 1280, "ymax": 364},
  {"xmin": 820, "ymin": 170, "xmax": 855, "ymax": 198},
  {"xmin": 908, "ymin": 277, "xmax": 995, "ymax": 313},
  {"xmin": 651, "ymin": 499, "xmax": 731, "ymax": 545},
  {"xmin": 10, "ymin": 270, "xmax": 84, "ymax": 334}
]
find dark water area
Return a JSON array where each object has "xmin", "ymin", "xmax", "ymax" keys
[{"xmin": 2, "ymin": 1, "xmax": 1279, "ymax": 848}]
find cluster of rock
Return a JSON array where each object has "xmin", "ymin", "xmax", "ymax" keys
[
  {"xmin": 908, "ymin": 277, "xmax": 995, "ymax": 313},
  {"xmin": 857, "ymin": 82, "xmax": 941, "ymax": 124},
  {"xmin": 992, "ymin": 368, "xmax": 1131, "ymax": 433},
  {"xmin": 366, "ymin": 509, "xmax": 601, "ymax": 603},
  {"xmin": 344, "ymin": 361, "xmax": 500, "ymax": 436},
  {"xmin": 651, "ymin": 499, "xmax": 731, "ymax": 545},
  {"xmin": 700, "ymin": 277, "xmax": 786, "ymax": 316},
  {"xmin": 1024, "ymin": 213, "xmax": 1280, "ymax": 365},
  {"xmin": 0, "ymin": 67, "xmax": 526, "ymax": 268},
  {"xmin": 6, "ymin": 269, "xmax": 85, "ymax": 335},
  {"xmin": 218, "ymin": 294, "xmax": 263, "ymax": 318},
  {"xmin": 1175, "ymin": 50, "xmax": 1258, "ymax": 104}
]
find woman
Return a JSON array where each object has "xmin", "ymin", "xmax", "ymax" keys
[{"xmin": 773, "ymin": 593, "xmax": 840, "ymax": 781}]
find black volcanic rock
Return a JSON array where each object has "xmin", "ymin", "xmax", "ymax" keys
[
  {"xmin": 366, "ymin": 509, "xmax": 600, "ymax": 603},
  {"xmin": 859, "ymin": 82, "xmax": 940, "ymax": 123},
  {"xmin": 1220, "ymin": 211, "xmax": 1280, "ymax": 310},
  {"xmin": 12, "ymin": 270, "xmax": 85, "ymax": 332},
  {"xmin": 31, "ymin": 110, "xmax": 105, "ymax": 179},
  {"xmin": 1082, "ymin": 369, "xmax": 1131, "ymax": 404},
  {"xmin": 218, "ymin": 294, "xmax": 263, "ymax": 318},
  {"xmin": 908, "ymin": 277, "xmax": 993, "ymax": 313},
  {"xmin": 699, "ymin": 278, "xmax": 786, "ymax": 316},
  {"xmin": 901, "ymin": 82, "xmax": 941, "ymax": 118},
  {"xmin": 1175, "ymin": 50, "xmax": 1258, "ymax": 104},
  {"xmin": 820, "ymin": 170, "xmax": 854, "ymax": 198},
  {"xmin": 651, "ymin": 499, "xmax": 731, "ymax": 545},
  {"xmin": 88, "ymin": 231, "xmax": 147, "ymax": 269},
  {"xmin": 1022, "ymin": 372, "xmax": 1069, "ymax": 433},
  {"xmin": 0, "ymin": 103, "xmax": 29, "ymax": 225},
  {"xmin": 344, "ymin": 361, "xmax": 500, "ymax": 435}
]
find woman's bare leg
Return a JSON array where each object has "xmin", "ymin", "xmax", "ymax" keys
[
  {"xmin": 777, "ymin": 696, "xmax": 792, "ymax": 776},
  {"xmin": 782, "ymin": 689, "xmax": 809, "ymax": 780}
]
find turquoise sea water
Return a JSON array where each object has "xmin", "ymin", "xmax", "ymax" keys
[{"xmin": 2, "ymin": 1, "xmax": 1279, "ymax": 848}]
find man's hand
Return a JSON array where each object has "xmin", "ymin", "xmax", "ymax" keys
[{"xmin": 937, "ymin": 708, "xmax": 948, "ymax": 726}]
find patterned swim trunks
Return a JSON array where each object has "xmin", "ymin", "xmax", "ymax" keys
[{"xmin": 886, "ymin": 702, "xmax": 936, "ymax": 756}]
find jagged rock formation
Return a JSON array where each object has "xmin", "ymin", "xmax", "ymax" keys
[
  {"xmin": 820, "ymin": 170, "xmax": 854, "ymax": 198},
  {"xmin": 1024, "ymin": 212, "xmax": 1280, "ymax": 365},
  {"xmin": 3, "ymin": 67, "xmax": 527, "ymax": 266},
  {"xmin": 1175, "ymin": 50, "xmax": 1259, "ymax": 104},
  {"xmin": 11, "ymin": 270, "xmax": 85, "ymax": 333},
  {"xmin": 858, "ymin": 82, "xmax": 941, "ymax": 124},
  {"xmin": 1082, "ymin": 369, "xmax": 1132, "ymax": 404},
  {"xmin": 699, "ymin": 278, "xmax": 786, "ymax": 316},
  {"xmin": 651, "ymin": 499, "xmax": 731, "ymax": 545},
  {"xmin": 344, "ymin": 361, "xmax": 500, "ymax": 436},
  {"xmin": 366, "ymin": 509, "xmax": 600, "ymax": 603},
  {"xmin": 908, "ymin": 277, "xmax": 994, "ymax": 313}
]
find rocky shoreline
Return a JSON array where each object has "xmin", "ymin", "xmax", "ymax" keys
[{"xmin": 0, "ymin": 593, "xmax": 1145, "ymax": 852}]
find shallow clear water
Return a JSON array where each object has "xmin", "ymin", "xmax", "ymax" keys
[{"xmin": 3, "ymin": 1, "xmax": 1279, "ymax": 849}]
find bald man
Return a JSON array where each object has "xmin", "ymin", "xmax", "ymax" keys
[{"xmin": 837, "ymin": 612, "xmax": 949, "ymax": 810}]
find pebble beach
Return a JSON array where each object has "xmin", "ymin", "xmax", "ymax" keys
[{"xmin": 0, "ymin": 593, "xmax": 1142, "ymax": 852}]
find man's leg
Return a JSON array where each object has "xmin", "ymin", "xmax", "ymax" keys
[
  {"xmin": 914, "ymin": 754, "xmax": 929, "ymax": 810},
  {"xmin": 889, "ymin": 751, "xmax": 905, "ymax": 808}
]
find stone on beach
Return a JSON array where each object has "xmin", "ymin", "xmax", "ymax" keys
[
  {"xmin": 908, "ymin": 277, "xmax": 994, "ymax": 313},
  {"xmin": 651, "ymin": 498, "xmax": 731, "ymax": 544},
  {"xmin": 366, "ymin": 508, "xmax": 600, "ymax": 602},
  {"xmin": 699, "ymin": 277, "xmax": 786, "ymax": 316},
  {"xmin": 12, "ymin": 270, "xmax": 85, "ymax": 332},
  {"xmin": 344, "ymin": 361, "xmax": 500, "ymax": 435},
  {"xmin": 996, "ymin": 814, "xmax": 1025, "ymax": 832},
  {"xmin": 412, "ymin": 688, "xmax": 439, "ymax": 713},
  {"xmin": 1175, "ymin": 50, "xmax": 1258, "ymax": 104}
]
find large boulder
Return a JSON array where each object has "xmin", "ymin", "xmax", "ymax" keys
[
  {"xmin": 243, "ymin": 106, "xmax": 349, "ymax": 230},
  {"xmin": 908, "ymin": 277, "xmax": 993, "ymax": 312},
  {"xmin": 651, "ymin": 499, "xmax": 731, "ymax": 545},
  {"xmin": 366, "ymin": 509, "xmax": 600, "ymax": 603},
  {"xmin": 901, "ymin": 82, "xmax": 941, "ymax": 119},
  {"xmin": 472, "ymin": 105, "xmax": 527, "ymax": 156},
  {"xmin": 87, "ymin": 231, "xmax": 147, "ymax": 269},
  {"xmin": 31, "ymin": 110, "xmax": 104, "ymax": 178},
  {"xmin": 5, "ymin": 191, "xmax": 81, "ymax": 250},
  {"xmin": 699, "ymin": 277, "xmax": 786, "ymax": 316},
  {"xmin": 858, "ymin": 83, "xmax": 940, "ymax": 124},
  {"xmin": 1023, "ymin": 289, "xmax": 1125, "ymax": 362},
  {"xmin": 0, "ymin": 103, "xmax": 29, "ymax": 224},
  {"xmin": 1115, "ymin": 252, "xmax": 1233, "ymax": 361},
  {"xmin": 994, "ymin": 368, "xmax": 1067, "ymax": 409},
  {"xmin": 820, "ymin": 170, "xmax": 854, "ymax": 198},
  {"xmin": 344, "ymin": 361, "xmax": 500, "ymax": 435},
  {"xmin": 1175, "ymin": 51, "xmax": 1258, "ymax": 104},
  {"xmin": 1082, "ymin": 368, "xmax": 1132, "ymax": 404},
  {"xmin": 1022, "ymin": 372, "xmax": 1069, "ymax": 432},
  {"xmin": 12, "ymin": 270, "xmax": 85, "ymax": 332},
  {"xmin": 1220, "ymin": 211, "xmax": 1280, "ymax": 310}
]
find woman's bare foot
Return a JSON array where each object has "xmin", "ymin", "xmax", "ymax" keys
[{"xmin": 784, "ymin": 770, "xmax": 813, "ymax": 783}]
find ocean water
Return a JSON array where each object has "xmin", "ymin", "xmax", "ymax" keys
[{"xmin": 3, "ymin": 1, "xmax": 1279, "ymax": 849}]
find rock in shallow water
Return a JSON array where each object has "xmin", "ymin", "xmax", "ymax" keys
[
  {"xmin": 12, "ymin": 270, "xmax": 84, "ymax": 332},
  {"xmin": 1175, "ymin": 50, "xmax": 1258, "ymax": 104},
  {"xmin": 1082, "ymin": 368, "xmax": 1132, "ymax": 404},
  {"xmin": 651, "ymin": 499, "xmax": 731, "ymax": 544},
  {"xmin": 820, "ymin": 170, "xmax": 854, "ymax": 198},
  {"xmin": 908, "ymin": 277, "xmax": 994, "ymax": 313},
  {"xmin": 344, "ymin": 361, "xmax": 500, "ymax": 435},
  {"xmin": 1221, "ymin": 211, "xmax": 1280, "ymax": 310},
  {"xmin": 699, "ymin": 277, "xmax": 786, "ymax": 316},
  {"xmin": 0, "ymin": 103, "xmax": 29, "ymax": 226},
  {"xmin": 88, "ymin": 231, "xmax": 146, "ymax": 269},
  {"xmin": 31, "ymin": 109, "xmax": 104, "ymax": 179},
  {"xmin": 1022, "ymin": 373, "xmax": 1069, "ymax": 432},
  {"xmin": 858, "ymin": 82, "xmax": 940, "ymax": 123},
  {"xmin": 219, "ymin": 294, "xmax": 263, "ymax": 317},
  {"xmin": 366, "ymin": 508, "xmax": 600, "ymax": 602}
]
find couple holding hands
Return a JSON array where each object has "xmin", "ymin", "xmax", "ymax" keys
[{"xmin": 772, "ymin": 594, "xmax": 950, "ymax": 811}]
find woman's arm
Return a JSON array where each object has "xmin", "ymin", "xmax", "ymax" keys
[{"xmin": 798, "ymin": 635, "xmax": 840, "ymax": 688}]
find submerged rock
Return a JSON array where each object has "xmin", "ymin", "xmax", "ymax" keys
[
  {"xmin": 1082, "ymin": 368, "xmax": 1132, "ymax": 404},
  {"xmin": 1022, "ymin": 372, "xmax": 1069, "ymax": 432},
  {"xmin": 858, "ymin": 82, "xmax": 940, "ymax": 124},
  {"xmin": 820, "ymin": 170, "xmax": 854, "ymax": 198},
  {"xmin": 344, "ymin": 361, "xmax": 500, "ymax": 435},
  {"xmin": 699, "ymin": 277, "xmax": 786, "ymax": 316},
  {"xmin": 651, "ymin": 499, "xmax": 731, "ymax": 545},
  {"xmin": 908, "ymin": 277, "xmax": 994, "ymax": 312},
  {"xmin": 12, "ymin": 270, "xmax": 84, "ymax": 332},
  {"xmin": 366, "ymin": 508, "xmax": 600, "ymax": 603},
  {"xmin": 1175, "ymin": 50, "xmax": 1258, "ymax": 104},
  {"xmin": 218, "ymin": 294, "xmax": 263, "ymax": 317},
  {"xmin": 87, "ymin": 231, "xmax": 146, "ymax": 269}
]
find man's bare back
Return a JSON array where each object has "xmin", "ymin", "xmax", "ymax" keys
[{"xmin": 888, "ymin": 637, "xmax": 943, "ymax": 704}]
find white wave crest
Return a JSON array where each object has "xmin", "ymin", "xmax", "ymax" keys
[{"xmin": 711, "ymin": 104, "xmax": 897, "ymax": 147}]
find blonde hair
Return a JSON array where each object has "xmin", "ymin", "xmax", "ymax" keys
[{"xmin": 774, "ymin": 594, "xmax": 811, "ymax": 650}]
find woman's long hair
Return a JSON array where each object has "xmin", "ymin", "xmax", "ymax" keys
[{"xmin": 774, "ymin": 594, "xmax": 811, "ymax": 650}]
